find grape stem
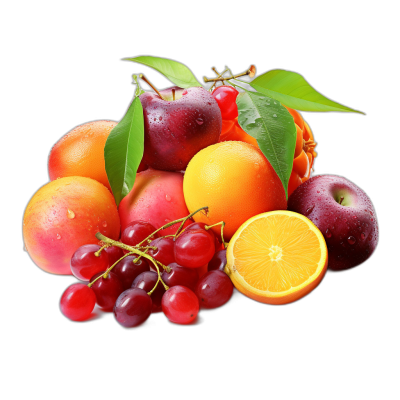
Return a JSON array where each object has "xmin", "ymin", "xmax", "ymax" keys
[
  {"xmin": 88, "ymin": 251, "xmax": 135, "ymax": 287},
  {"xmin": 204, "ymin": 65, "xmax": 255, "ymax": 83},
  {"xmin": 94, "ymin": 206, "xmax": 221, "ymax": 296},
  {"xmin": 94, "ymin": 244, "xmax": 109, "ymax": 257},
  {"xmin": 94, "ymin": 233, "xmax": 170, "ymax": 293},
  {"xmin": 137, "ymin": 206, "xmax": 209, "ymax": 246},
  {"xmin": 205, "ymin": 221, "xmax": 227, "ymax": 249}
]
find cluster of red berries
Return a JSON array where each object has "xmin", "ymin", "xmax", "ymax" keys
[{"xmin": 60, "ymin": 217, "xmax": 233, "ymax": 327}]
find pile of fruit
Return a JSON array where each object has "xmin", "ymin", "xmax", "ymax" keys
[{"xmin": 23, "ymin": 56, "xmax": 378, "ymax": 327}]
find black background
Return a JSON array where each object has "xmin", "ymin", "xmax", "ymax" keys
[{"xmin": 15, "ymin": 30, "xmax": 390, "ymax": 360}]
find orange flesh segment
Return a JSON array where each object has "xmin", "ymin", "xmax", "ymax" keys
[{"xmin": 232, "ymin": 214, "xmax": 323, "ymax": 293}]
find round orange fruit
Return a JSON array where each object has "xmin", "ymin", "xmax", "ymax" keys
[
  {"xmin": 183, "ymin": 141, "xmax": 287, "ymax": 240},
  {"xmin": 48, "ymin": 120, "xmax": 117, "ymax": 191},
  {"xmin": 23, "ymin": 176, "xmax": 120, "ymax": 275}
]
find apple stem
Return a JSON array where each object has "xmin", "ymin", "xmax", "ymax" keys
[
  {"xmin": 139, "ymin": 74, "xmax": 165, "ymax": 100},
  {"xmin": 339, "ymin": 196, "xmax": 344, "ymax": 205},
  {"xmin": 172, "ymin": 88, "xmax": 175, "ymax": 101}
]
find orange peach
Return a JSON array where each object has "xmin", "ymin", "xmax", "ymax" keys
[
  {"xmin": 48, "ymin": 120, "xmax": 117, "ymax": 191},
  {"xmin": 23, "ymin": 177, "xmax": 120, "ymax": 275}
]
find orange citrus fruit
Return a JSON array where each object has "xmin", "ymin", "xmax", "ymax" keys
[
  {"xmin": 225, "ymin": 210, "xmax": 328, "ymax": 304},
  {"xmin": 183, "ymin": 141, "xmax": 287, "ymax": 240},
  {"xmin": 48, "ymin": 120, "xmax": 117, "ymax": 191}
]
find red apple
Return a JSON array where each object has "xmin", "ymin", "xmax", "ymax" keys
[
  {"xmin": 139, "ymin": 86, "xmax": 221, "ymax": 171},
  {"xmin": 288, "ymin": 175, "xmax": 378, "ymax": 270}
]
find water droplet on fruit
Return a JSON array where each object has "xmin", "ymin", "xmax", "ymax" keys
[
  {"xmin": 325, "ymin": 229, "xmax": 332, "ymax": 238},
  {"xmin": 340, "ymin": 241, "xmax": 345, "ymax": 247},
  {"xmin": 159, "ymin": 116, "xmax": 162, "ymax": 121},
  {"xmin": 361, "ymin": 232, "xmax": 366, "ymax": 240},
  {"xmin": 67, "ymin": 209, "xmax": 75, "ymax": 219},
  {"xmin": 347, "ymin": 236, "xmax": 356, "ymax": 245},
  {"xmin": 165, "ymin": 194, "xmax": 171, "ymax": 202},
  {"xmin": 273, "ymin": 114, "xmax": 277, "ymax": 118},
  {"xmin": 353, "ymin": 215, "xmax": 357, "ymax": 219},
  {"xmin": 274, "ymin": 101, "xmax": 277, "ymax": 104},
  {"xmin": 196, "ymin": 118, "xmax": 204, "ymax": 125},
  {"xmin": 209, "ymin": 159, "xmax": 214, "ymax": 163},
  {"xmin": 56, "ymin": 234, "xmax": 61, "ymax": 240},
  {"xmin": 102, "ymin": 221, "xmax": 107, "ymax": 227},
  {"xmin": 254, "ymin": 163, "xmax": 260, "ymax": 170},
  {"xmin": 304, "ymin": 205, "xmax": 315, "ymax": 216}
]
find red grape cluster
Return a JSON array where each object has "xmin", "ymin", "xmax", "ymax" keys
[{"xmin": 60, "ymin": 217, "xmax": 233, "ymax": 327}]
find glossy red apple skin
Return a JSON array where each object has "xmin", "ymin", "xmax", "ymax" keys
[
  {"xmin": 139, "ymin": 86, "xmax": 221, "ymax": 171},
  {"xmin": 288, "ymin": 175, "xmax": 378, "ymax": 270}
]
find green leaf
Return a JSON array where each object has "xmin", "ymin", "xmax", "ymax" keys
[
  {"xmin": 125, "ymin": 55, "xmax": 202, "ymax": 88},
  {"xmin": 236, "ymin": 91, "xmax": 297, "ymax": 198},
  {"xmin": 250, "ymin": 70, "xmax": 364, "ymax": 113},
  {"xmin": 104, "ymin": 96, "xmax": 144, "ymax": 206}
]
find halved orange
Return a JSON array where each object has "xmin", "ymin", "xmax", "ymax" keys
[{"xmin": 225, "ymin": 211, "xmax": 328, "ymax": 305}]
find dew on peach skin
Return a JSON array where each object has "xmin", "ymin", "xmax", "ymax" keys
[{"xmin": 67, "ymin": 209, "xmax": 75, "ymax": 219}]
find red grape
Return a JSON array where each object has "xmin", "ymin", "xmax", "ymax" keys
[
  {"xmin": 212, "ymin": 85, "xmax": 239, "ymax": 120},
  {"xmin": 132, "ymin": 271, "xmax": 165, "ymax": 312},
  {"xmin": 70, "ymin": 244, "xmax": 109, "ymax": 281},
  {"xmin": 185, "ymin": 222, "xmax": 215, "ymax": 244},
  {"xmin": 161, "ymin": 262, "xmax": 198, "ymax": 291},
  {"xmin": 195, "ymin": 270, "xmax": 233, "ymax": 308},
  {"xmin": 104, "ymin": 246, "xmax": 124, "ymax": 267},
  {"xmin": 208, "ymin": 250, "xmax": 227, "ymax": 272},
  {"xmin": 174, "ymin": 229, "xmax": 215, "ymax": 268},
  {"xmin": 112, "ymin": 256, "xmax": 150, "ymax": 290},
  {"xmin": 162, "ymin": 285, "xmax": 199, "ymax": 325},
  {"xmin": 114, "ymin": 288, "xmax": 152, "ymax": 327},
  {"xmin": 121, "ymin": 221, "xmax": 158, "ymax": 247},
  {"xmin": 148, "ymin": 237, "xmax": 175, "ymax": 266},
  {"xmin": 60, "ymin": 283, "xmax": 96, "ymax": 321},
  {"xmin": 89, "ymin": 271, "xmax": 124, "ymax": 311}
]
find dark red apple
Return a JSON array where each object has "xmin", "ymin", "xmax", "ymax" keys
[
  {"xmin": 288, "ymin": 175, "xmax": 378, "ymax": 270},
  {"xmin": 139, "ymin": 86, "xmax": 221, "ymax": 171}
]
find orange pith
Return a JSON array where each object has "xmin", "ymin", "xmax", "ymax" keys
[{"xmin": 225, "ymin": 211, "xmax": 328, "ymax": 304}]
